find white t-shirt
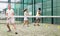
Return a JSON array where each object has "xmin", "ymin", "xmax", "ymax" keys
[
  {"xmin": 36, "ymin": 10, "xmax": 40, "ymax": 16},
  {"xmin": 6, "ymin": 9, "xmax": 14, "ymax": 18},
  {"xmin": 36, "ymin": 10, "xmax": 40, "ymax": 19}
]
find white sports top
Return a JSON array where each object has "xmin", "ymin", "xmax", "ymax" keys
[
  {"xmin": 24, "ymin": 11, "xmax": 29, "ymax": 16},
  {"xmin": 24, "ymin": 11, "xmax": 29, "ymax": 20}
]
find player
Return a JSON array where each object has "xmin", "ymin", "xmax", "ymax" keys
[
  {"xmin": 23, "ymin": 9, "xmax": 29, "ymax": 27},
  {"xmin": 34, "ymin": 8, "xmax": 41, "ymax": 26},
  {"xmin": 6, "ymin": 4, "xmax": 18, "ymax": 34}
]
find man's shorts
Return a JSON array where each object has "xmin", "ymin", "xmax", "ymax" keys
[
  {"xmin": 35, "ymin": 18, "xmax": 40, "ymax": 23},
  {"xmin": 6, "ymin": 17, "xmax": 15, "ymax": 24}
]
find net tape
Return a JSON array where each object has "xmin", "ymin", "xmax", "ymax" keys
[{"xmin": 0, "ymin": 16, "xmax": 60, "ymax": 18}]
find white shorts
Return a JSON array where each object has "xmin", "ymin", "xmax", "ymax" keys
[
  {"xmin": 6, "ymin": 17, "xmax": 15, "ymax": 24},
  {"xmin": 24, "ymin": 17, "xmax": 28, "ymax": 21}
]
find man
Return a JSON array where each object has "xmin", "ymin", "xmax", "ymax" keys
[
  {"xmin": 34, "ymin": 8, "xmax": 41, "ymax": 26},
  {"xmin": 6, "ymin": 4, "xmax": 18, "ymax": 34}
]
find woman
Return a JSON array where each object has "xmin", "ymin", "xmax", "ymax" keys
[{"xmin": 23, "ymin": 9, "xmax": 29, "ymax": 27}]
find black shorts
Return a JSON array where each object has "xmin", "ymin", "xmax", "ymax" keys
[{"xmin": 35, "ymin": 18, "xmax": 40, "ymax": 23}]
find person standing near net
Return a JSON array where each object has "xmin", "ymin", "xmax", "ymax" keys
[
  {"xmin": 23, "ymin": 9, "xmax": 29, "ymax": 27},
  {"xmin": 6, "ymin": 4, "xmax": 18, "ymax": 34},
  {"xmin": 34, "ymin": 8, "xmax": 41, "ymax": 26}
]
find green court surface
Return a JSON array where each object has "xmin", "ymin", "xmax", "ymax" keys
[{"xmin": 0, "ymin": 23, "xmax": 60, "ymax": 36}]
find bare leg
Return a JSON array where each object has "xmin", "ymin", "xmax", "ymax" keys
[
  {"xmin": 37, "ymin": 19, "xmax": 40, "ymax": 26},
  {"xmin": 34, "ymin": 19, "xmax": 37, "ymax": 26},
  {"xmin": 12, "ymin": 24, "xmax": 16, "ymax": 30},
  {"xmin": 12, "ymin": 23, "xmax": 18, "ymax": 34},
  {"xmin": 7, "ymin": 23, "xmax": 11, "ymax": 32},
  {"xmin": 26, "ymin": 20, "xmax": 29, "ymax": 27},
  {"xmin": 23, "ymin": 20, "xmax": 29, "ymax": 27},
  {"xmin": 34, "ymin": 21, "xmax": 40, "ymax": 26},
  {"xmin": 23, "ymin": 21, "xmax": 26, "ymax": 26}
]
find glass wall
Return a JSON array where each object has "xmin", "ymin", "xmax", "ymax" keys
[
  {"xmin": 14, "ymin": 0, "xmax": 33, "ymax": 22},
  {"xmin": 42, "ymin": 0, "xmax": 52, "ymax": 24},
  {"xmin": 53, "ymin": 0, "xmax": 60, "ymax": 24},
  {"xmin": 0, "ymin": 0, "xmax": 8, "ymax": 17}
]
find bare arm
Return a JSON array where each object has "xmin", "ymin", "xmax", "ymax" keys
[
  {"xmin": 38, "ymin": 10, "xmax": 41, "ymax": 15},
  {"xmin": 38, "ymin": 12, "xmax": 40, "ymax": 14}
]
